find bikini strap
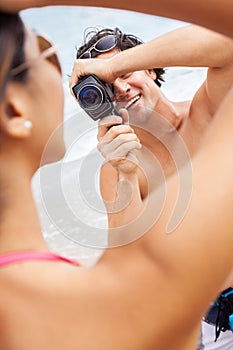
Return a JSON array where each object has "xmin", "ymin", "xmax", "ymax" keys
[{"xmin": 0, "ymin": 251, "xmax": 80, "ymax": 267}]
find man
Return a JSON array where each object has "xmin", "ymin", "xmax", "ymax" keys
[
  {"xmin": 74, "ymin": 26, "xmax": 233, "ymax": 349},
  {"xmin": 74, "ymin": 25, "xmax": 233, "ymax": 200}
]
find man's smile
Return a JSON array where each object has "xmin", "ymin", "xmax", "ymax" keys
[{"xmin": 125, "ymin": 94, "xmax": 141, "ymax": 110}]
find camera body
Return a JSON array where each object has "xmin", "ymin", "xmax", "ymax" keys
[{"xmin": 72, "ymin": 74, "xmax": 119, "ymax": 121}]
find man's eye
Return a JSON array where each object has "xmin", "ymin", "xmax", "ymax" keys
[{"xmin": 120, "ymin": 73, "xmax": 132, "ymax": 80}]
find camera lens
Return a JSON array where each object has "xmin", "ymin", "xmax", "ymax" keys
[{"xmin": 78, "ymin": 85, "xmax": 103, "ymax": 109}]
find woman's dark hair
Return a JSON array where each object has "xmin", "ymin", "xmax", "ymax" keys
[
  {"xmin": 76, "ymin": 27, "xmax": 165, "ymax": 87},
  {"xmin": 0, "ymin": 12, "xmax": 27, "ymax": 102}
]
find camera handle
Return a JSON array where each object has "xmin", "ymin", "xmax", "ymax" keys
[{"xmin": 107, "ymin": 107, "xmax": 124, "ymax": 129}]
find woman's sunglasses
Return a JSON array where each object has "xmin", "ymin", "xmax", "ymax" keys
[
  {"xmin": 11, "ymin": 35, "xmax": 62, "ymax": 76},
  {"xmin": 79, "ymin": 35, "xmax": 117, "ymax": 59}
]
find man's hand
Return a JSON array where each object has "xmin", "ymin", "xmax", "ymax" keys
[
  {"xmin": 69, "ymin": 57, "xmax": 115, "ymax": 97},
  {"xmin": 97, "ymin": 109, "xmax": 141, "ymax": 174}
]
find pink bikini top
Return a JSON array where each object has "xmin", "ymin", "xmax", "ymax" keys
[{"xmin": 0, "ymin": 251, "xmax": 80, "ymax": 267}]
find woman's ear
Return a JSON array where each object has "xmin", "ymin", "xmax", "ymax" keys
[{"xmin": 0, "ymin": 84, "xmax": 33, "ymax": 139}]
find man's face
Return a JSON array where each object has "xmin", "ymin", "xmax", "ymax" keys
[
  {"xmin": 97, "ymin": 49, "xmax": 161, "ymax": 125},
  {"xmin": 113, "ymin": 70, "xmax": 161, "ymax": 125}
]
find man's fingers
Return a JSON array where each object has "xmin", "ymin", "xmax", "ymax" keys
[
  {"xmin": 69, "ymin": 61, "xmax": 80, "ymax": 88},
  {"xmin": 98, "ymin": 124, "xmax": 136, "ymax": 144},
  {"xmin": 97, "ymin": 116, "xmax": 123, "ymax": 139},
  {"xmin": 106, "ymin": 141, "xmax": 141, "ymax": 161},
  {"xmin": 106, "ymin": 131, "xmax": 139, "ymax": 149},
  {"xmin": 69, "ymin": 59, "xmax": 88, "ymax": 96},
  {"xmin": 99, "ymin": 134, "xmax": 141, "ymax": 159}
]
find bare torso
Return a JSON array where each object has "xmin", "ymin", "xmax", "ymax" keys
[{"xmin": 101, "ymin": 66, "xmax": 233, "ymax": 200}]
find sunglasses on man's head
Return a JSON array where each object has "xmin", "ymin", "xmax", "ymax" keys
[
  {"xmin": 78, "ymin": 35, "xmax": 117, "ymax": 59},
  {"xmin": 11, "ymin": 35, "xmax": 62, "ymax": 77}
]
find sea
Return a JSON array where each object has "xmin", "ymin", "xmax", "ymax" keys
[{"xmin": 20, "ymin": 6, "xmax": 206, "ymax": 266}]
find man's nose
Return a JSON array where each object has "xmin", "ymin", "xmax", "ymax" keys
[{"xmin": 113, "ymin": 78, "xmax": 130, "ymax": 101}]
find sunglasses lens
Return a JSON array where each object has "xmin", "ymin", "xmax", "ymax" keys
[
  {"xmin": 95, "ymin": 35, "xmax": 117, "ymax": 52},
  {"xmin": 79, "ymin": 35, "xmax": 117, "ymax": 59},
  {"xmin": 79, "ymin": 52, "xmax": 91, "ymax": 59},
  {"xmin": 37, "ymin": 35, "xmax": 62, "ymax": 74}
]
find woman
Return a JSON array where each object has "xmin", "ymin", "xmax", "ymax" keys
[{"xmin": 0, "ymin": 8, "xmax": 233, "ymax": 350}]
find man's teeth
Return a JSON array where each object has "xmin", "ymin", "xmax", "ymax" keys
[{"xmin": 125, "ymin": 95, "xmax": 140, "ymax": 110}]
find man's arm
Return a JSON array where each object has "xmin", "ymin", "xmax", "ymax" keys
[
  {"xmin": 96, "ymin": 111, "xmax": 143, "ymax": 231},
  {"xmin": 113, "ymin": 25, "xmax": 233, "ymax": 77},
  {"xmin": 113, "ymin": 25, "xmax": 233, "ymax": 116},
  {"xmin": 70, "ymin": 25, "xmax": 233, "ymax": 83}
]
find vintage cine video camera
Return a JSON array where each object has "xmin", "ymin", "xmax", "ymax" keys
[{"xmin": 72, "ymin": 74, "xmax": 119, "ymax": 121}]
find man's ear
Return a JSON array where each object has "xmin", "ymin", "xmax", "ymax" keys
[
  {"xmin": 0, "ymin": 85, "xmax": 32, "ymax": 139},
  {"xmin": 147, "ymin": 69, "xmax": 157, "ymax": 80}
]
